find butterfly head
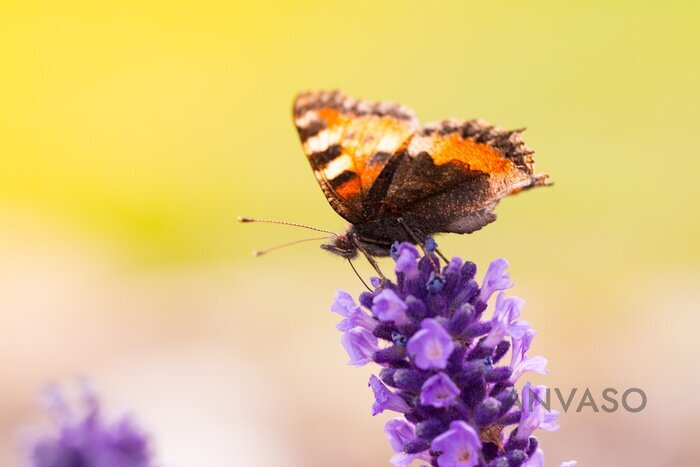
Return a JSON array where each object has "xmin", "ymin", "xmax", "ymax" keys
[{"xmin": 320, "ymin": 230, "xmax": 358, "ymax": 259}]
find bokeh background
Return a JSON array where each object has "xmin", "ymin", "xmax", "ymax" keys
[{"xmin": 1, "ymin": 1, "xmax": 699, "ymax": 465}]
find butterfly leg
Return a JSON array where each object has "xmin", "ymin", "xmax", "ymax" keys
[
  {"xmin": 397, "ymin": 218, "xmax": 441, "ymax": 273},
  {"xmin": 435, "ymin": 248, "xmax": 449, "ymax": 264},
  {"xmin": 347, "ymin": 258, "xmax": 372, "ymax": 292},
  {"xmin": 353, "ymin": 237, "xmax": 387, "ymax": 288}
]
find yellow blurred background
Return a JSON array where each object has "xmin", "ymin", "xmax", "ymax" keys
[{"xmin": 1, "ymin": 1, "xmax": 699, "ymax": 465}]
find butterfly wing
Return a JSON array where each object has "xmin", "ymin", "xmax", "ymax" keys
[
  {"xmin": 377, "ymin": 119, "xmax": 549, "ymax": 234},
  {"xmin": 293, "ymin": 91, "xmax": 418, "ymax": 223}
]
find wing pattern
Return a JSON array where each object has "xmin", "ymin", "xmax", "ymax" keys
[
  {"xmin": 293, "ymin": 92, "xmax": 548, "ymax": 236},
  {"xmin": 293, "ymin": 91, "xmax": 417, "ymax": 222}
]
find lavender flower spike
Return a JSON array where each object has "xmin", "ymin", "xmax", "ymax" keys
[
  {"xmin": 523, "ymin": 448, "xmax": 578, "ymax": 467},
  {"xmin": 420, "ymin": 372, "xmax": 460, "ymax": 408},
  {"xmin": 407, "ymin": 318, "xmax": 455, "ymax": 370},
  {"xmin": 372, "ymin": 289, "xmax": 409, "ymax": 326},
  {"xmin": 27, "ymin": 382, "xmax": 154, "ymax": 467},
  {"xmin": 479, "ymin": 257, "xmax": 514, "ymax": 302},
  {"xmin": 483, "ymin": 292, "xmax": 530, "ymax": 348},
  {"xmin": 341, "ymin": 326, "xmax": 378, "ymax": 366},
  {"xmin": 394, "ymin": 242, "xmax": 420, "ymax": 277},
  {"xmin": 330, "ymin": 241, "xmax": 574, "ymax": 466},
  {"xmin": 384, "ymin": 419, "xmax": 430, "ymax": 467},
  {"xmin": 431, "ymin": 420, "xmax": 482, "ymax": 467},
  {"xmin": 369, "ymin": 375, "xmax": 410, "ymax": 416},
  {"xmin": 331, "ymin": 290, "xmax": 377, "ymax": 332},
  {"xmin": 516, "ymin": 383, "xmax": 560, "ymax": 441},
  {"xmin": 510, "ymin": 329, "xmax": 549, "ymax": 383}
]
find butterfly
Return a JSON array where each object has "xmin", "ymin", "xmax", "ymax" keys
[{"xmin": 288, "ymin": 90, "xmax": 549, "ymax": 264}]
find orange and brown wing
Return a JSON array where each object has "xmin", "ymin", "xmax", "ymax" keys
[
  {"xmin": 381, "ymin": 119, "xmax": 549, "ymax": 233},
  {"xmin": 293, "ymin": 91, "xmax": 418, "ymax": 223}
]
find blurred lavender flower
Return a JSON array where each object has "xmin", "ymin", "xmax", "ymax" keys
[
  {"xmin": 331, "ymin": 241, "xmax": 575, "ymax": 466},
  {"xmin": 25, "ymin": 382, "xmax": 155, "ymax": 467}
]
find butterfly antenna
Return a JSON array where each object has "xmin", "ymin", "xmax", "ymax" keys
[
  {"xmin": 348, "ymin": 259, "xmax": 372, "ymax": 292},
  {"xmin": 252, "ymin": 236, "xmax": 332, "ymax": 257},
  {"xmin": 237, "ymin": 216, "xmax": 337, "ymax": 235}
]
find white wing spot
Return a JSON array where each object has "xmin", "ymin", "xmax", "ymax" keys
[
  {"xmin": 376, "ymin": 133, "xmax": 401, "ymax": 153},
  {"xmin": 324, "ymin": 155, "xmax": 353, "ymax": 180},
  {"xmin": 295, "ymin": 110, "xmax": 318, "ymax": 127}
]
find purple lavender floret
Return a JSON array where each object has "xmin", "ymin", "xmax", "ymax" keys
[
  {"xmin": 331, "ymin": 241, "xmax": 574, "ymax": 466},
  {"xmin": 26, "ymin": 383, "xmax": 155, "ymax": 467}
]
